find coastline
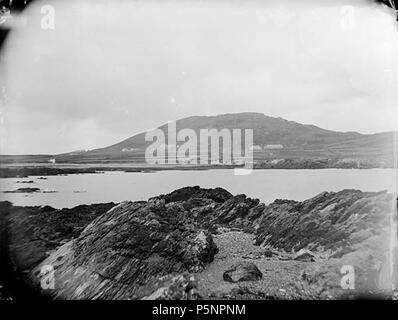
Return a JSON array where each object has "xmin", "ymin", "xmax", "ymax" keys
[
  {"xmin": 0, "ymin": 186, "xmax": 393, "ymax": 300},
  {"xmin": 0, "ymin": 161, "xmax": 394, "ymax": 179}
]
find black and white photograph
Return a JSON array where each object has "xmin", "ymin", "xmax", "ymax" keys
[{"xmin": 0, "ymin": 0, "xmax": 397, "ymax": 305}]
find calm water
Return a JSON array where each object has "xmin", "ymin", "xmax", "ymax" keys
[{"xmin": 0, "ymin": 169, "xmax": 396, "ymax": 208}]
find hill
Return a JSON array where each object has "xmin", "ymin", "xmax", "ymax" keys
[{"xmin": 55, "ymin": 113, "xmax": 395, "ymax": 165}]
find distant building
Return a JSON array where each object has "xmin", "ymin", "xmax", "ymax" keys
[
  {"xmin": 48, "ymin": 158, "xmax": 56, "ymax": 164},
  {"xmin": 249, "ymin": 145, "xmax": 262, "ymax": 151}
]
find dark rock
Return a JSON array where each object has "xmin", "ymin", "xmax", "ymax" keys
[
  {"xmin": 213, "ymin": 194, "xmax": 260, "ymax": 225},
  {"xmin": 263, "ymin": 250, "xmax": 276, "ymax": 258},
  {"xmin": 3, "ymin": 202, "xmax": 116, "ymax": 273},
  {"xmin": 0, "ymin": 167, "xmax": 100, "ymax": 178},
  {"xmin": 31, "ymin": 199, "xmax": 219, "ymax": 299},
  {"xmin": 3, "ymin": 187, "xmax": 41, "ymax": 193},
  {"xmin": 155, "ymin": 186, "xmax": 233, "ymax": 204},
  {"xmin": 40, "ymin": 205, "xmax": 56, "ymax": 213},
  {"xmin": 246, "ymin": 203, "xmax": 267, "ymax": 221},
  {"xmin": 182, "ymin": 230, "xmax": 219, "ymax": 272},
  {"xmin": 183, "ymin": 197, "xmax": 215, "ymax": 211},
  {"xmin": 223, "ymin": 261, "xmax": 263, "ymax": 283},
  {"xmin": 254, "ymin": 190, "xmax": 392, "ymax": 253}
]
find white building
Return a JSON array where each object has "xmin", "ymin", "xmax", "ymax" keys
[{"xmin": 249, "ymin": 145, "xmax": 262, "ymax": 151}]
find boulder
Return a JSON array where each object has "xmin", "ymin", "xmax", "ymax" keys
[{"xmin": 223, "ymin": 261, "xmax": 263, "ymax": 283}]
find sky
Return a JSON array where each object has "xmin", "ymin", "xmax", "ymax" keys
[{"xmin": 0, "ymin": 0, "xmax": 398, "ymax": 154}]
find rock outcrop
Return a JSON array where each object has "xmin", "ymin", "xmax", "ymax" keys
[
  {"xmin": 252, "ymin": 190, "xmax": 393, "ymax": 296},
  {"xmin": 1, "ymin": 186, "xmax": 394, "ymax": 299},
  {"xmin": 155, "ymin": 186, "xmax": 233, "ymax": 204},
  {"xmin": 0, "ymin": 201, "xmax": 116, "ymax": 299},
  {"xmin": 31, "ymin": 198, "xmax": 219, "ymax": 299},
  {"xmin": 254, "ymin": 190, "xmax": 392, "ymax": 254},
  {"xmin": 3, "ymin": 202, "xmax": 116, "ymax": 273}
]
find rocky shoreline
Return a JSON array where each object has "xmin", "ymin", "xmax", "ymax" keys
[{"xmin": 0, "ymin": 186, "xmax": 395, "ymax": 300}]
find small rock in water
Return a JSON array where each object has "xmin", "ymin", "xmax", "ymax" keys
[{"xmin": 3, "ymin": 187, "xmax": 41, "ymax": 193}]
